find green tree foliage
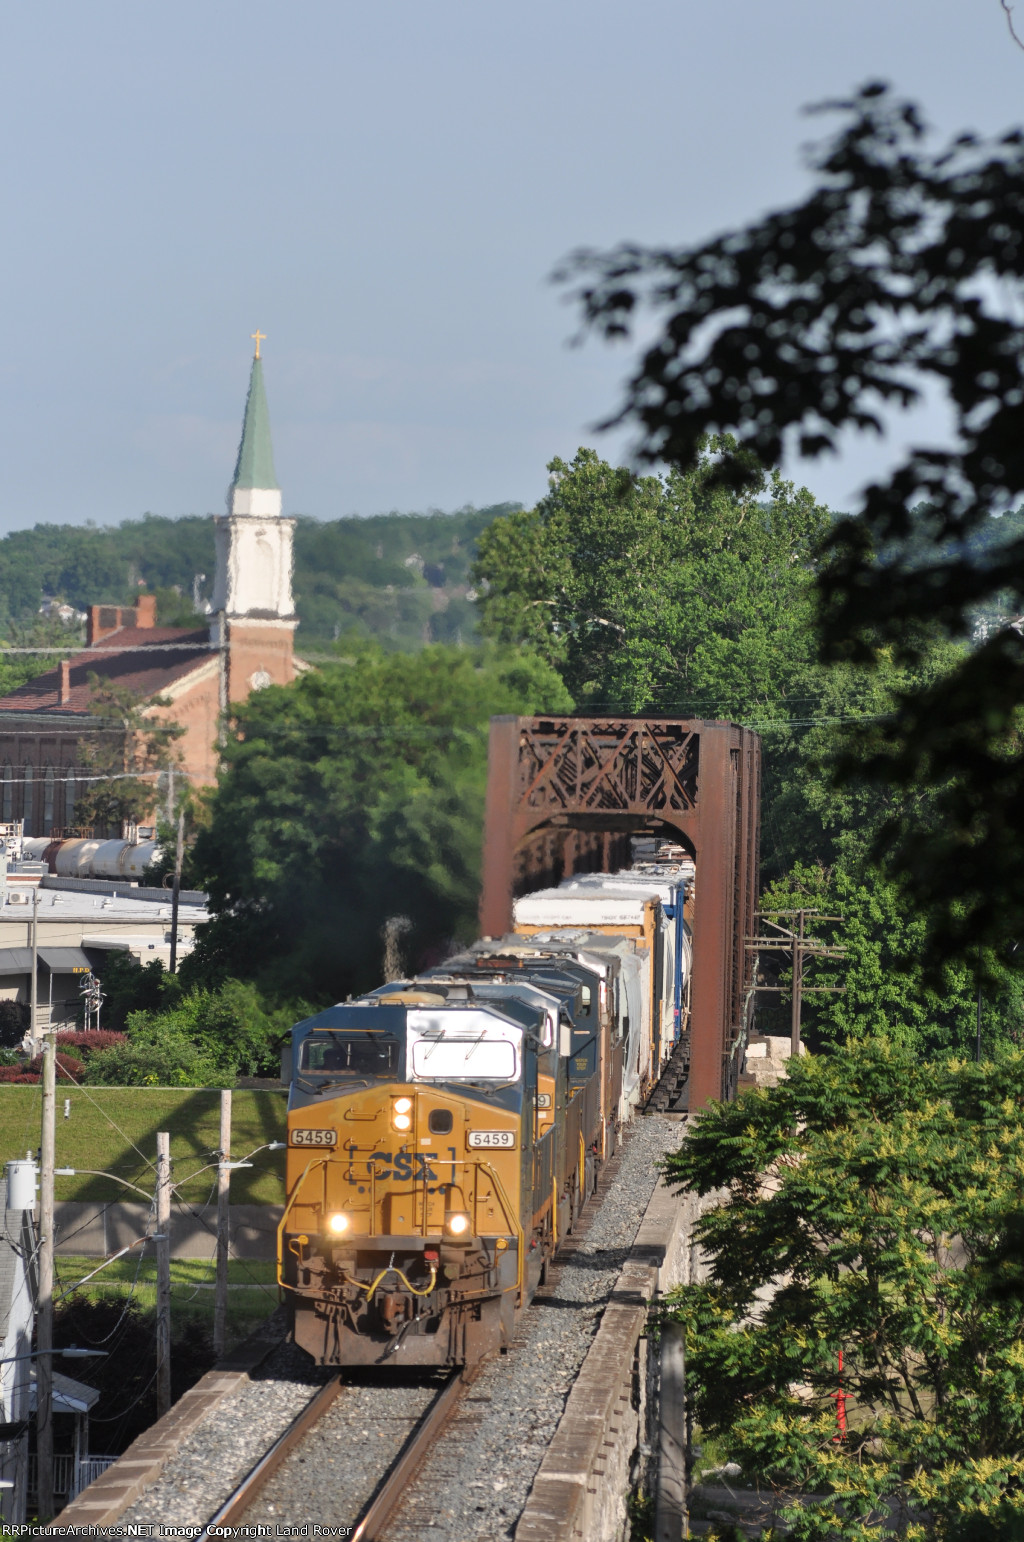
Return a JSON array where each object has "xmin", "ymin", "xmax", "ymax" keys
[
  {"xmin": 82, "ymin": 1021, "xmax": 222, "ymax": 1087},
  {"xmin": 0, "ymin": 504, "xmax": 513, "ymax": 650},
  {"xmin": 83, "ymin": 978, "xmax": 294, "ymax": 1085},
  {"xmin": 94, "ymin": 951, "xmax": 181, "ymax": 1030},
  {"xmin": 664, "ymin": 1043, "xmax": 1024, "ymax": 1541},
  {"xmin": 758, "ymin": 863, "xmax": 1024, "ymax": 1057},
  {"xmin": 186, "ymin": 642, "xmax": 572, "ymax": 1002},
  {"xmin": 473, "ymin": 445, "xmax": 828, "ymax": 718},
  {"xmin": 563, "ymin": 83, "xmax": 1024, "ymax": 967}
]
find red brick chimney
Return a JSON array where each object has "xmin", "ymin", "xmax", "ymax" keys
[
  {"xmin": 58, "ymin": 659, "xmax": 71, "ymax": 706},
  {"xmin": 135, "ymin": 594, "xmax": 157, "ymax": 629},
  {"xmin": 87, "ymin": 604, "xmax": 124, "ymax": 646}
]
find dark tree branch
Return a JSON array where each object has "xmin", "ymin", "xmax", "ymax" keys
[{"xmin": 1002, "ymin": 0, "xmax": 1024, "ymax": 52}]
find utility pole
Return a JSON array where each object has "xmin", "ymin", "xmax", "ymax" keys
[
  {"xmin": 790, "ymin": 908, "xmax": 806, "ymax": 1058},
  {"xmin": 169, "ymin": 809, "xmax": 184, "ymax": 975},
  {"xmin": 30, "ymin": 888, "xmax": 38, "ymax": 1056},
  {"xmin": 155, "ymin": 1133, "xmax": 171, "ymax": 1418},
  {"xmin": 36, "ymin": 889, "xmax": 55, "ymax": 1523},
  {"xmin": 213, "ymin": 1091, "xmax": 231, "ymax": 1358},
  {"xmin": 747, "ymin": 910, "xmax": 848, "ymax": 1056}
]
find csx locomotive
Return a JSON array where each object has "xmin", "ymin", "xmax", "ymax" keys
[{"xmin": 277, "ymin": 858, "xmax": 692, "ymax": 1367}]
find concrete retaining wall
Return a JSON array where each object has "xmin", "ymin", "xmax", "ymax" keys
[
  {"xmin": 53, "ymin": 1201, "xmax": 283, "ymax": 1259},
  {"xmin": 515, "ymin": 1148, "xmax": 708, "ymax": 1542}
]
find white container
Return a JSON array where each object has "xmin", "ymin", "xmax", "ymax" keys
[{"xmin": 6, "ymin": 1159, "xmax": 37, "ymax": 1211}]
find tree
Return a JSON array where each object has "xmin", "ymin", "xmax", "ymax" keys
[
  {"xmin": 664, "ymin": 1042, "xmax": 1024, "ymax": 1540},
  {"xmin": 473, "ymin": 444, "xmax": 829, "ymax": 720},
  {"xmin": 82, "ymin": 1019, "xmax": 222, "ymax": 1087},
  {"xmin": 186, "ymin": 642, "xmax": 572, "ymax": 1002},
  {"xmin": 563, "ymin": 84, "xmax": 1024, "ymax": 968},
  {"xmin": 72, "ymin": 678, "xmax": 183, "ymax": 833},
  {"xmin": 758, "ymin": 862, "xmax": 1024, "ymax": 1058}
]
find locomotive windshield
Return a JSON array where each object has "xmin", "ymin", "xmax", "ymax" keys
[
  {"xmin": 410, "ymin": 1035, "xmax": 518, "ymax": 1080},
  {"xmin": 299, "ymin": 1032, "xmax": 400, "ymax": 1077}
]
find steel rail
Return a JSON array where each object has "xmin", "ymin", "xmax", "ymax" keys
[
  {"xmin": 193, "ymin": 1374, "xmax": 344, "ymax": 1539},
  {"xmin": 350, "ymin": 1369, "xmax": 466, "ymax": 1542}
]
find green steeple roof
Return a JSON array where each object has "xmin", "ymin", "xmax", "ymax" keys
[{"xmin": 231, "ymin": 355, "xmax": 279, "ymax": 491}]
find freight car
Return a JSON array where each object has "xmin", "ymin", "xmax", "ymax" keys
[{"xmin": 277, "ymin": 855, "xmax": 692, "ymax": 1368}]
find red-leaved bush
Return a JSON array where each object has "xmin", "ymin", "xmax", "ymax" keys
[
  {"xmin": 0, "ymin": 1068, "xmax": 38, "ymax": 1083},
  {"xmin": 27, "ymin": 1053, "xmax": 85, "ymax": 1082},
  {"xmin": 55, "ymin": 1030, "xmax": 127, "ymax": 1056}
]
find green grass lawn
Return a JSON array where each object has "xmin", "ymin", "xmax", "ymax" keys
[
  {"xmin": 55, "ymin": 1253, "xmax": 280, "ymax": 1344},
  {"xmin": 0, "ymin": 1086, "xmax": 287, "ymax": 1205}
]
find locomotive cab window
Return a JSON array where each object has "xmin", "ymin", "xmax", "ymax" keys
[
  {"xmin": 411, "ymin": 1037, "xmax": 518, "ymax": 1081},
  {"xmin": 299, "ymin": 1033, "xmax": 399, "ymax": 1076}
]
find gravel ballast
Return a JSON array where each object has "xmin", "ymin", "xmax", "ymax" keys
[
  {"xmin": 116, "ymin": 1112, "xmax": 682, "ymax": 1537},
  {"xmin": 386, "ymin": 1112, "xmax": 680, "ymax": 1542}
]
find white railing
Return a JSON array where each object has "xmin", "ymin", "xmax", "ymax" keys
[{"xmin": 28, "ymin": 1452, "xmax": 116, "ymax": 1501}]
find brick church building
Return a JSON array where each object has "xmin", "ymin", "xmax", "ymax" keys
[{"xmin": 0, "ymin": 347, "xmax": 298, "ymax": 834}]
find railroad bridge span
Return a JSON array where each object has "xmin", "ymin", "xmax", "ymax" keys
[{"xmin": 479, "ymin": 715, "xmax": 761, "ymax": 1109}]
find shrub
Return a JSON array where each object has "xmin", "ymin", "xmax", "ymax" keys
[
  {"xmin": 27, "ymin": 1052, "xmax": 85, "ymax": 1082},
  {"xmin": 124, "ymin": 979, "xmax": 301, "ymax": 1081},
  {"xmin": 0, "ymin": 1000, "xmax": 28, "ymax": 1049},
  {"xmin": 96, "ymin": 952, "xmax": 181, "ymax": 1031},
  {"xmin": 55, "ymin": 1030, "xmax": 127, "ymax": 1056},
  {"xmin": 0, "ymin": 1068, "xmax": 37, "ymax": 1083},
  {"xmin": 82, "ymin": 1026, "xmax": 221, "ymax": 1087}
]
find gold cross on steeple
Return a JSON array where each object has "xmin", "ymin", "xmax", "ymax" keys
[{"xmin": 251, "ymin": 330, "xmax": 266, "ymax": 360}]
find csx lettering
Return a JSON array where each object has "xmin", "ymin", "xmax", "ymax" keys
[{"xmin": 357, "ymin": 1151, "xmax": 439, "ymax": 1183}]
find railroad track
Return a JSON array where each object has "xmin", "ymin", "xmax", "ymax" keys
[{"xmin": 196, "ymin": 1369, "xmax": 466, "ymax": 1542}]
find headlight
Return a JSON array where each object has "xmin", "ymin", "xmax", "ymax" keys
[
  {"xmin": 326, "ymin": 1213, "xmax": 351, "ymax": 1235},
  {"xmin": 394, "ymin": 1097, "xmax": 413, "ymax": 1114},
  {"xmin": 445, "ymin": 1211, "xmax": 471, "ymax": 1237},
  {"xmin": 393, "ymin": 1112, "xmax": 413, "ymax": 1131}
]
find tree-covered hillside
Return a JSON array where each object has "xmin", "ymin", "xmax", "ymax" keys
[{"xmin": 0, "ymin": 503, "xmax": 516, "ymax": 649}]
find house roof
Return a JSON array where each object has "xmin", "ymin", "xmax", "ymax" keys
[
  {"xmin": 30, "ymin": 1368, "xmax": 100, "ymax": 1414},
  {"xmin": 231, "ymin": 355, "xmax": 278, "ymax": 491},
  {"xmin": 0, "ymin": 627, "xmax": 216, "ymax": 718}
]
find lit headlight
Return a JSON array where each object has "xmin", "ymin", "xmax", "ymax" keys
[
  {"xmin": 394, "ymin": 1097, "xmax": 413, "ymax": 1114},
  {"xmin": 445, "ymin": 1211, "xmax": 471, "ymax": 1237},
  {"xmin": 392, "ymin": 1097, "xmax": 414, "ymax": 1131},
  {"xmin": 393, "ymin": 1112, "xmax": 413, "ymax": 1131},
  {"xmin": 326, "ymin": 1213, "xmax": 351, "ymax": 1235}
]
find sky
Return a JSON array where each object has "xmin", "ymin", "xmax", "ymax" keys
[{"xmin": 2, "ymin": 1, "xmax": 1024, "ymax": 530}]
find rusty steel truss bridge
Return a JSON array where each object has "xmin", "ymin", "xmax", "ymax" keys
[{"xmin": 479, "ymin": 716, "xmax": 761, "ymax": 1109}]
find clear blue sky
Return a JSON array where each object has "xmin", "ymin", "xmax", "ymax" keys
[{"xmin": 2, "ymin": 1, "xmax": 1023, "ymax": 529}]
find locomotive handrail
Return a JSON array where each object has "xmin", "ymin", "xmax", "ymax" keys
[
  {"xmin": 477, "ymin": 1159, "xmax": 525, "ymax": 1306},
  {"xmin": 278, "ymin": 1147, "xmax": 525, "ymax": 1305},
  {"xmin": 276, "ymin": 1154, "xmax": 331, "ymax": 1293}
]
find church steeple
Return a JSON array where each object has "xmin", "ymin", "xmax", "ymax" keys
[
  {"xmin": 211, "ymin": 342, "xmax": 296, "ymax": 689},
  {"xmin": 228, "ymin": 339, "xmax": 282, "ymax": 518}
]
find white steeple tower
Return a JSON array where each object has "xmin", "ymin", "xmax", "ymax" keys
[{"xmin": 211, "ymin": 338, "xmax": 297, "ymax": 701}]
